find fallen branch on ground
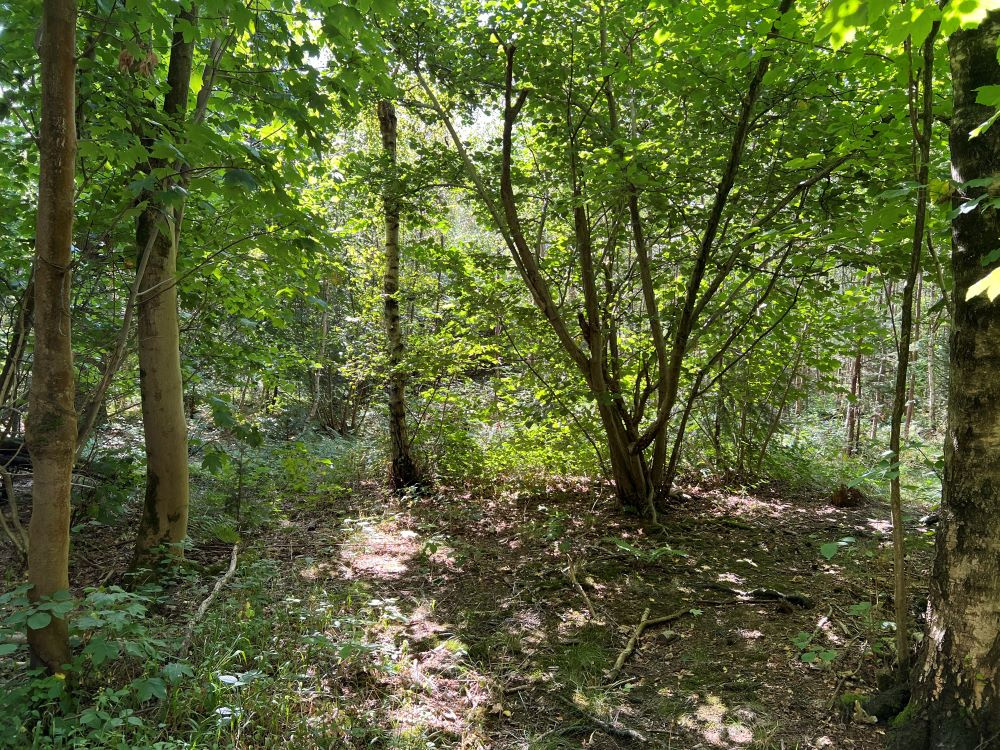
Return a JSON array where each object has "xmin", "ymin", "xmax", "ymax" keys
[
  {"xmin": 699, "ymin": 581, "xmax": 812, "ymax": 608},
  {"xmin": 558, "ymin": 695, "xmax": 651, "ymax": 744},
  {"xmin": 178, "ymin": 543, "xmax": 239, "ymax": 659},
  {"xmin": 607, "ymin": 604, "xmax": 694, "ymax": 681},
  {"xmin": 566, "ymin": 556, "xmax": 597, "ymax": 619}
]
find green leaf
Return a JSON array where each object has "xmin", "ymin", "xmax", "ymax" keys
[
  {"xmin": 941, "ymin": 0, "xmax": 1000, "ymax": 36},
  {"xmin": 133, "ymin": 676, "xmax": 167, "ymax": 702},
  {"xmin": 816, "ymin": 0, "xmax": 865, "ymax": 50},
  {"xmin": 0, "ymin": 643, "xmax": 20, "ymax": 656},
  {"xmin": 966, "ymin": 267, "xmax": 1000, "ymax": 302},
  {"xmin": 223, "ymin": 169, "xmax": 259, "ymax": 193},
  {"xmin": 161, "ymin": 662, "xmax": 194, "ymax": 684},
  {"xmin": 820, "ymin": 542, "xmax": 840, "ymax": 560},
  {"xmin": 27, "ymin": 611, "xmax": 52, "ymax": 630}
]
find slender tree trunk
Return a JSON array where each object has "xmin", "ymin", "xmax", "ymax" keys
[
  {"xmin": 904, "ymin": 276, "xmax": 922, "ymax": 438},
  {"xmin": 0, "ymin": 271, "xmax": 34, "ymax": 430},
  {"xmin": 897, "ymin": 14, "xmax": 1000, "ymax": 747},
  {"xmin": 846, "ymin": 347, "xmax": 862, "ymax": 456},
  {"xmin": 26, "ymin": 0, "xmax": 77, "ymax": 673},
  {"xmin": 377, "ymin": 100, "xmax": 421, "ymax": 491},
  {"xmin": 132, "ymin": 7, "xmax": 197, "ymax": 566},
  {"xmin": 889, "ymin": 24, "xmax": 939, "ymax": 679},
  {"xmin": 926, "ymin": 320, "xmax": 936, "ymax": 430}
]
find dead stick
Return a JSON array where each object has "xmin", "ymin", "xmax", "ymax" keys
[
  {"xmin": 609, "ymin": 607, "xmax": 650, "ymax": 680},
  {"xmin": 178, "ymin": 543, "xmax": 239, "ymax": 659},
  {"xmin": 567, "ymin": 557, "xmax": 597, "ymax": 619},
  {"xmin": 608, "ymin": 605, "xmax": 691, "ymax": 681},
  {"xmin": 558, "ymin": 696, "xmax": 650, "ymax": 744}
]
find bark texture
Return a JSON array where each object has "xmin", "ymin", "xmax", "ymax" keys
[
  {"xmin": 896, "ymin": 14, "xmax": 1000, "ymax": 749},
  {"xmin": 26, "ymin": 0, "xmax": 77, "ymax": 673},
  {"xmin": 377, "ymin": 100, "xmax": 421, "ymax": 491},
  {"xmin": 131, "ymin": 6, "xmax": 196, "ymax": 565}
]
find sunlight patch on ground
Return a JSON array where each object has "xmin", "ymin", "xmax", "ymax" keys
[
  {"xmin": 676, "ymin": 693, "xmax": 755, "ymax": 748},
  {"xmin": 866, "ymin": 517, "xmax": 893, "ymax": 534},
  {"xmin": 339, "ymin": 520, "xmax": 418, "ymax": 579}
]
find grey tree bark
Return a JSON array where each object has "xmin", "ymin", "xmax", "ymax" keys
[
  {"xmin": 376, "ymin": 100, "xmax": 421, "ymax": 491},
  {"xmin": 895, "ymin": 13, "xmax": 1000, "ymax": 748}
]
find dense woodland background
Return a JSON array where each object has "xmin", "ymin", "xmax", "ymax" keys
[{"xmin": 3, "ymin": 0, "xmax": 1000, "ymax": 748}]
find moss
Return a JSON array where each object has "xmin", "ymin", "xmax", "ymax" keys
[
  {"xmin": 839, "ymin": 691, "xmax": 868, "ymax": 708},
  {"xmin": 890, "ymin": 700, "xmax": 918, "ymax": 729}
]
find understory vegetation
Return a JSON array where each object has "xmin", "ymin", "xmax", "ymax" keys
[{"xmin": 4, "ymin": 0, "xmax": 1000, "ymax": 748}]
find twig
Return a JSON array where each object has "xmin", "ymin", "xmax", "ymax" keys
[
  {"xmin": 566, "ymin": 556, "xmax": 597, "ymax": 619},
  {"xmin": 608, "ymin": 605, "xmax": 693, "ymax": 681},
  {"xmin": 558, "ymin": 695, "xmax": 651, "ymax": 744},
  {"xmin": 178, "ymin": 543, "xmax": 239, "ymax": 659},
  {"xmin": 609, "ymin": 607, "xmax": 649, "ymax": 680}
]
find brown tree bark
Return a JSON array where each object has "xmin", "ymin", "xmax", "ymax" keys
[
  {"xmin": 131, "ymin": 6, "xmax": 197, "ymax": 566},
  {"xmin": 377, "ymin": 100, "xmax": 421, "ymax": 491},
  {"xmin": 26, "ymin": 0, "xmax": 77, "ymax": 673},
  {"xmin": 895, "ymin": 13, "xmax": 1000, "ymax": 748}
]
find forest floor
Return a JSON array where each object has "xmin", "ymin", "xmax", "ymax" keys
[{"xmin": 3, "ymin": 474, "xmax": 936, "ymax": 749}]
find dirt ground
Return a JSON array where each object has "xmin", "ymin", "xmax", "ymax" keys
[{"xmin": 2, "ymin": 477, "xmax": 934, "ymax": 749}]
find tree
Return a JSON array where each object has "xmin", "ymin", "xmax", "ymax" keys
[
  {"xmin": 896, "ymin": 12, "xmax": 1000, "ymax": 747},
  {"xmin": 401, "ymin": 0, "xmax": 860, "ymax": 513},
  {"xmin": 377, "ymin": 99, "xmax": 422, "ymax": 490},
  {"xmin": 131, "ymin": 5, "xmax": 199, "ymax": 566},
  {"xmin": 25, "ymin": 0, "xmax": 77, "ymax": 672}
]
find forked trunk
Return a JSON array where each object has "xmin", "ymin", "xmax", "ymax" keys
[
  {"xmin": 895, "ymin": 14, "xmax": 1000, "ymax": 747},
  {"xmin": 26, "ymin": 0, "xmax": 77, "ymax": 673}
]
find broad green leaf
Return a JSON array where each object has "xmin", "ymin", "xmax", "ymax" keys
[
  {"xmin": 941, "ymin": 0, "xmax": 1000, "ymax": 36},
  {"xmin": 820, "ymin": 542, "xmax": 840, "ymax": 560},
  {"xmin": 26, "ymin": 611, "xmax": 52, "ymax": 630},
  {"xmin": 966, "ymin": 267, "xmax": 1000, "ymax": 301}
]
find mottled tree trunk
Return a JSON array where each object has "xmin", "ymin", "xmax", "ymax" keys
[
  {"xmin": 377, "ymin": 100, "xmax": 421, "ymax": 491},
  {"xmin": 896, "ymin": 14, "xmax": 1000, "ymax": 748},
  {"xmin": 131, "ymin": 7, "xmax": 196, "ymax": 566},
  {"xmin": 26, "ymin": 0, "xmax": 77, "ymax": 673}
]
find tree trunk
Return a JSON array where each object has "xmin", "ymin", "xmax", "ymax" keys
[
  {"xmin": 926, "ymin": 320, "xmax": 936, "ymax": 431},
  {"xmin": 888, "ymin": 22, "xmax": 939, "ymax": 679},
  {"xmin": 846, "ymin": 347, "xmax": 862, "ymax": 456},
  {"xmin": 131, "ymin": 7, "xmax": 196, "ymax": 566},
  {"xmin": 26, "ymin": 0, "xmax": 77, "ymax": 673},
  {"xmin": 0, "ymin": 271, "xmax": 34, "ymax": 432},
  {"xmin": 896, "ymin": 14, "xmax": 1000, "ymax": 747},
  {"xmin": 377, "ymin": 100, "xmax": 421, "ymax": 491}
]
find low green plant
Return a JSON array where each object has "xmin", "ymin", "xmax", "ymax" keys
[{"xmin": 0, "ymin": 583, "xmax": 184, "ymax": 749}]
